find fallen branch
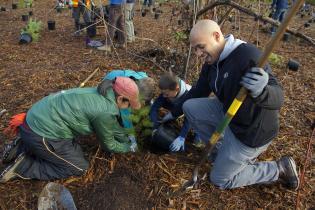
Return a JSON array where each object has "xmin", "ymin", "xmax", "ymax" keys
[
  {"xmin": 296, "ymin": 128, "xmax": 314, "ymax": 209},
  {"xmin": 196, "ymin": 0, "xmax": 315, "ymax": 46}
]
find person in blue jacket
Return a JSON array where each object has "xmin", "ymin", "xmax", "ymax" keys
[
  {"xmin": 150, "ymin": 72, "xmax": 196, "ymax": 152},
  {"xmin": 270, "ymin": 0, "xmax": 289, "ymax": 34}
]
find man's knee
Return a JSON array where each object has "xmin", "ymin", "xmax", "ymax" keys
[
  {"xmin": 210, "ymin": 170, "xmax": 233, "ymax": 190},
  {"xmin": 183, "ymin": 99, "xmax": 198, "ymax": 118}
]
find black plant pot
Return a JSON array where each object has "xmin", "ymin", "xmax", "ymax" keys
[
  {"xmin": 154, "ymin": 13, "xmax": 160, "ymax": 19},
  {"xmin": 12, "ymin": 3, "xmax": 17, "ymax": 9},
  {"xmin": 47, "ymin": 20, "xmax": 56, "ymax": 30},
  {"xmin": 87, "ymin": 22, "xmax": 96, "ymax": 38},
  {"xmin": 22, "ymin": 14, "xmax": 29, "ymax": 21},
  {"xmin": 287, "ymin": 59, "xmax": 300, "ymax": 71},
  {"xmin": 19, "ymin": 33, "xmax": 32, "ymax": 44},
  {"xmin": 29, "ymin": 11, "xmax": 33, "ymax": 16},
  {"xmin": 282, "ymin": 32, "xmax": 290, "ymax": 42},
  {"xmin": 151, "ymin": 122, "xmax": 179, "ymax": 152}
]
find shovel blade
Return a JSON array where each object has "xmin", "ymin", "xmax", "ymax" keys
[{"xmin": 168, "ymin": 179, "xmax": 196, "ymax": 198}]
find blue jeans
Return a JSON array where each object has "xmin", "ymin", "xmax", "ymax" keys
[
  {"xmin": 143, "ymin": 0, "xmax": 154, "ymax": 7},
  {"xmin": 271, "ymin": 8, "xmax": 287, "ymax": 33},
  {"xmin": 183, "ymin": 97, "xmax": 279, "ymax": 189}
]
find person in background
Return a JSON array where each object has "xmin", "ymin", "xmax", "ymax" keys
[
  {"xmin": 124, "ymin": 0, "xmax": 135, "ymax": 43},
  {"xmin": 0, "ymin": 77, "xmax": 141, "ymax": 182},
  {"xmin": 97, "ymin": 0, "xmax": 125, "ymax": 52},
  {"xmin": 71, "ymin": 0, "xmax": 93, "ymax": 36},
  {"xmin": 142, "ymin": 0, "xmax": 154, "ymax": 14},
  {"xmin": 270, "ymin": 0, "xmax": 289, "ymax": 34}
]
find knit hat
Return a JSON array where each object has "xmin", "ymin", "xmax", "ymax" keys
[{"xmin": 113, "ymin": 77, "xmax": 141, "ymax": 109}]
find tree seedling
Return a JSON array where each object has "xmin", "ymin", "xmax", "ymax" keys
[
  {"xmin": 268, "ymin": 53, "xmax": 283, "ymax": 66},
  {"xmin": 21, "ymin": 18, "xmax": 43, "ymax": 42},
  {"xmin": 126, "ymin": 106, "xmax": 153, "ymax": 150}
]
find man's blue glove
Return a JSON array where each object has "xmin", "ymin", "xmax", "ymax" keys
[
  {"xmin": 240, "ymin": 67, "xmax": 269, "ymax": 98},
  {"xmin": 129, "ymin": 135, "xmax": 137, "ymax": 152},
  {"xmin": 169, "ymin": 136, "xmax": 185, "ymax": 152},
  {"xmin": 159, "ymin": 112, "xmax": 175, "ymax": 123}
]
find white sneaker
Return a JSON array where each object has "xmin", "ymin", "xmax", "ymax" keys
[{"xmin": 97, "ymin": 45, "xmax": 111, "ymax": 52}]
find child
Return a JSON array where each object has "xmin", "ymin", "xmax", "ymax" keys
[{"xmin": 149, "ymin": 72, "xmax": 192, "ymax": 152}]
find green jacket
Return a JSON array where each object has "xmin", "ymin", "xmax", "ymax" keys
[{"xmin": 26, "ymin": 87, "xmax": 131, "ymax": 153}]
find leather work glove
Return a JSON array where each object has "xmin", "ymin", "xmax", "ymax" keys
[
  {"xmin": 240, "ymin": 67, "xmax": 269, "ymax": 98},
  {"xmin": 129, "ymin": 135, "xmax": 138, "ymax": 152},
  {"xmin": 159, "ymin": 112, "xmax": 175, "ymax": 124},
  {"xmin": 169, "ymin": 136, "xmax": 185, "ymax": 152}
]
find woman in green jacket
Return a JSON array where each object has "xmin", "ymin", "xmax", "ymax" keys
[{"xmin": 0, "ymin": 77, "xmax": 141, "ymax": 182}]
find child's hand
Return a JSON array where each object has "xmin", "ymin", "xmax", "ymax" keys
[
  {"xmin": 169, "ymin": 136, "xmax": 185, "ymax": 152},
  {"xmin": 159, "ymin": 112, "xmax": 175, "ymax": 123}
]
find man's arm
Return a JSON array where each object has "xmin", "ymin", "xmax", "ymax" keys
[
  {"xmin": 91, "ymin": 114, "xmax": 131, "ymax": 153},
  {"xmin": 171, "ymin": 64, "xmax": 212, "ymax": 117}
]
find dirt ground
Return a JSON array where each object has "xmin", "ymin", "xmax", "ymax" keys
[{"xmin": 0, "ymin": 0, "xmax": 314, "ymax": 209}]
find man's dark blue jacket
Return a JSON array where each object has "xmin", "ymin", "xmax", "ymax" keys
[{"xmin": 171, "ymin": 41, "xmax": 284, "ymax": 148}]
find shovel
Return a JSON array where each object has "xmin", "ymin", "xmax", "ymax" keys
[
  {"xmin": 168, "ymin": 0, "xmax": 305, "ymax": 198},
  {"xmin": 79, "ymin": 67, "xmax": 100, "ymax": 87}
]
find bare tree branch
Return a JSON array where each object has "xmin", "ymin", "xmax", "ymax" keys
[{"xmin": 196, "ymin": 0, "xmax": 315, "ymax": 46}]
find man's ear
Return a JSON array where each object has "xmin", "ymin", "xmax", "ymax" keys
[
  {"xmin": 116, "ymin": 95, "xmax": 124, "ymax": 104},
  {"xmin": 176, "ymin": 84, "xmax": 180, "ymax": 91},
  {"xmin": 213, "ymin": 31, "xmax": 221, "ymax": 42}
]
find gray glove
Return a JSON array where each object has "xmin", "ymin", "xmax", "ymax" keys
[{"xmin": 240, "ymin": 67, "xmax": 269, "ymax": 98}]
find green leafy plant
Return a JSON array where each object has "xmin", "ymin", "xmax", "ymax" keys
[
  {"xmin": 174, "ymin": 31, "xmax": 188, "ymax": 42},
  {"xmin": 126, "ymin": 106, "xmax": 153, "ymax": 150},
  {"xmin": 268, "ymin": 53, "xmax": 284, "ymax": 66},
  {"xmin": 21, "ymin": 18, "xmax": 42, "ymax": 42},
  {"xmin": 18, "ymin": 0, "xmax": 32, "ymax": 8}
]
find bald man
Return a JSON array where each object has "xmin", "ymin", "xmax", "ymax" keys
[{"xmin": 167, "ymin": 20, "xmax": 299, "ymax": 190}]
